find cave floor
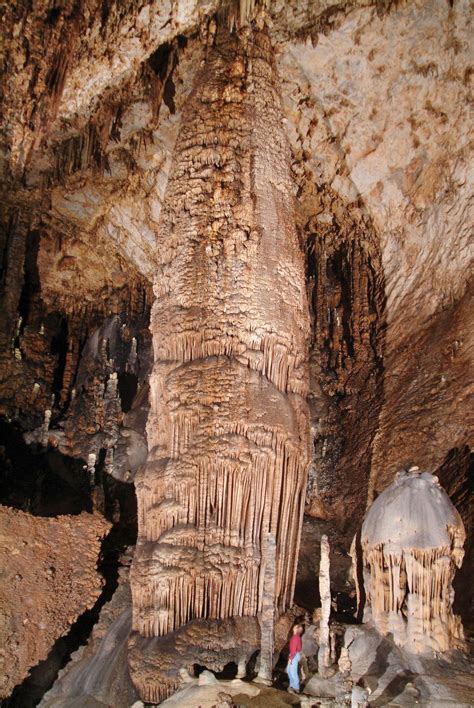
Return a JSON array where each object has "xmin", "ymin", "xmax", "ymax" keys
[{"xmin": 159, "ymin": 626, "xmax": 474, "ymax": 708}]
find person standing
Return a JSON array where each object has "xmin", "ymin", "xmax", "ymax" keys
[{"xmin": 287, "ymin": 623, "xmax": 303, "ymax": 693}]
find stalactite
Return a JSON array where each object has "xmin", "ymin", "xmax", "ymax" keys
[
  {"xmin": 130, "ymin": 22, "xmax": 310, "ymax": 698},
  {"xmin": 305, "ymin": 203, "xmax": 385, "ymax": 545}
]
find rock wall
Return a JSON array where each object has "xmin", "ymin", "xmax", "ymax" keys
[
  {"xmin": 0, "ymin": 506, "xmax": 110, "ymax": 698},
  {"xmin": 278, "ymin": 0, "xmax": 472, "ymax": 600}
]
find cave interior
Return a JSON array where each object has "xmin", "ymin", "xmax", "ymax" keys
[{"xmin": 0, "ymin": 0, "xmax": 473, "ymax": 706}]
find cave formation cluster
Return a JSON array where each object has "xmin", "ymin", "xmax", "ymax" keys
[{"xmin": 0, "ymin": 0, "xmax": 472, "ymax": 705}]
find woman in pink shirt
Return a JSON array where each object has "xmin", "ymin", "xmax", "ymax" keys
[{"xmin": 287, "ymin": 623, "xmax": 303, "ymax": 693}]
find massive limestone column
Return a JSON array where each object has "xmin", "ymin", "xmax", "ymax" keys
[{"xmin": 131, "ymin": 24, "xmax": 310, "ymax": 641}]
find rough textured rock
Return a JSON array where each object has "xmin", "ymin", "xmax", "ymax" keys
[
  {"xmin": 2, "ymin": 0, "xmax": 471, "ymax": 542},
  {"xmin": 159, "ymin": 678, "xmax": 274, "ymax": 708},
  {"xmin": 318, "ymin": 534, "xmax": 331, "ymax": 674},
  {"xmin": 257, "ymin": 533, "xmax": 277, "ymax": 684},
  {"xmin": 345, "ymin": 624, "xmax": 474, "ymax": 706},
  {"xmin": 287, "ymin": 0, "xmax": 472, "ymax": 500},
  {"xmin": 131, "ymin": 22, "xmax": 311, "ymax": 646},
  {"xmin": 280, "ymin": 0, "xmax": 473, "ymax": 608},
  {"xmin": 39, "ymin": 552, "xmax": 138, "ymax": 708},
  {"xmin": 0, "ymin": 506, "xmax": 110, "ymax": 698}
]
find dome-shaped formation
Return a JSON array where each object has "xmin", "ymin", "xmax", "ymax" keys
[
  {"xmin": 357, "ymin": 468, "xmax": 466, "ymax": 653},
  {"xmin": 362, "ymin": 469, "xmax": 465, "ymax": 560}
]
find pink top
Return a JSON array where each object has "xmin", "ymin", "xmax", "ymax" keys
[{"xmin": 289, "ymin": 634, "xmax": 302, "ymax": 660}]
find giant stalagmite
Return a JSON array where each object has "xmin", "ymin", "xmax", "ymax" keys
[{"xmin": 130, "ymin": 20, "xmax": 310, "ymax": 649}]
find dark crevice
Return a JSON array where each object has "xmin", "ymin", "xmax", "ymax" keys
[
  {"xmin": 45, "ymin": 7, "xmax": 61, "ymax": 26},
  {"xmin": 325, "ymin": 248, "xmax": 355, "ymax": 358},
  {"xmin": 436, "ymin": 445, "xmax": 473, "ymax": 627},
  {"xmin": 193, "ymin": 662, "xmax": 238, "ymax": 680},
  {"xmin": 50, "ymin": 317, "xmax": 68, "ymax": 404},
  {"xmin": 117, "ymin": 372, "xmax": 138, "ymax": 413},
  {"xmin": 305, "ymin": 224, "xmax": 386, "ymax": 539},
  {"xmin": 148, "ymin": 42, "xmax": 173, "ymax": 81},
  {"xmin": 0, "ymin": 418, "xmax": 92, "ymax": 515},
  {"xmin": 100, "ymin": 0, "xmax": 110, "ymax": 31},
  {"xmin": 147, "ymin": 40, "xmax": 178, "ymax": 117},
  {"xmin": 16, "ymin": 230, "xmax": 41, "ymax": 339}
]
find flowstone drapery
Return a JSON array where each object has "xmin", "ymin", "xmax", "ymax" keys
[
  {"xmin": 357, "ymin": 468, "xmax": 466, "ymax": 653},
  {"xmin": 130, "ymin": 20, "xmax": 310, "ymax": 659}
]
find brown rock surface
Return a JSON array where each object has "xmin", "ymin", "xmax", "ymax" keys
[
  {"xmin": 39, "ymin": 551, "xmax": 137, "ymax": 708},
  {"xmin": 0, "ymin": 506, "xmax": 110, "ymax": 698},
  {"xmin": 279, "ymin": 0, "xmax": 473, "ymax": 603}
]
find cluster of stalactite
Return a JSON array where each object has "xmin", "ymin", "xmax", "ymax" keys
[
  {"xmin": 362, "ymin": 544, "xmax": 465, "ymax": 652},
  {"xmin": 0, "ymin": 210, "xmax": 151, "ymax": 467},
  {"xmin": 2, "ymin": 0, "xmax": 166, "ymax": 178},
  {"xmin": 128, "ymin": 609, "xmax": 301, "ymax": 703},
  {"xmin": 305, "ymin": 211, "xmax": 385, "ymax": 538},
  {"xmin": 131, "ymin": 23, "xmax": 310, "ymax": 645}
]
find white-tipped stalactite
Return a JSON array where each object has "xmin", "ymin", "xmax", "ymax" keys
[{"xmin": 130, "ymin": 20, "xmax": 311, "ymax": 685}]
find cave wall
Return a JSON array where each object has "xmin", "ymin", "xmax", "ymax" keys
[
  {"xmin": 278, "ymin": 0, "xmax": 473, "ymax": 601},
  {"xmin": 0, "ymin": 506, "xmax": 110, "ymax": 699},
  {"xmin": 283, "ymin": 0, "xmax": 472, "ymax": 495}
]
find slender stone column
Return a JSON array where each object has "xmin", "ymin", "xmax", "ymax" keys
[
  {"xmin": 318, "ymin": 534, "xmax": 331, "ymax": 675},
  {"xmin": 131, "ymin": 24, "xmax": 310, "ymax": 639},
  {"xmin": 256, "ymin": 532, "xmax": 277, "ymax": 684}
]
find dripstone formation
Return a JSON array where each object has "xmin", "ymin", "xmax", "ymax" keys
[
  {"xmin": 358, "ymin": 468, "xmax": 466, "ymax": 653},
  {"xmin": 130, "ymin": 21, "xmax": 311, "ymax": 693}
]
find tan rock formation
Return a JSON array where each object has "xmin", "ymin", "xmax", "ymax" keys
[
  {"xmin": 256, "ymin": 532, "xmax": 277, "ymax": 684},
  {"xmin": 0, "ymin": 0, "xmax": 472, "ymax": 702},
  {"xmin": 318, "ymin": 534, "xmax": 331, "ymax": 675},
  {"xmin": 131, "ymin": 21, "xmax": 310, "ymax": 645},
  {"xmin": 0, "ymin": 506, "xmax": 110, "ymax": 698}
]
